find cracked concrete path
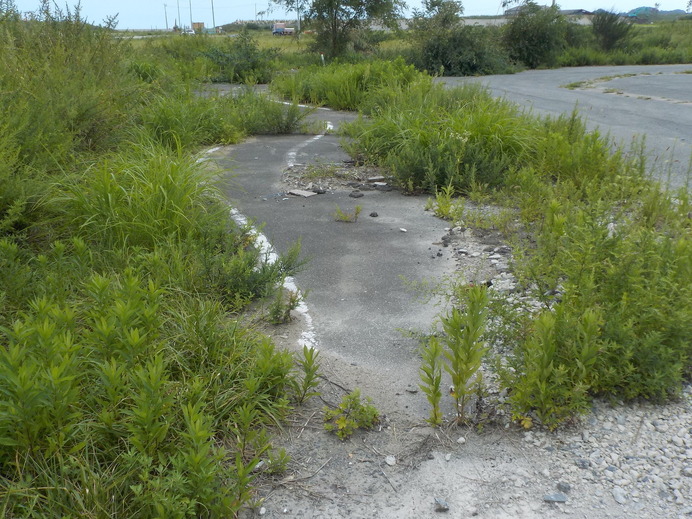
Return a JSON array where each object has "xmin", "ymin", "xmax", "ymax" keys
[{"xmin": 209, "ymin": 113, "xmax": 455, "ymax": 419}]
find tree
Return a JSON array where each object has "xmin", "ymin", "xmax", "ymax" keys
[
  {"xmin": 502, "ymin": 2, "xmax": 567, "ymax": 69},
  {"xmin": 591, "ymin": 10, "xmax": 632, "ymax": 51},
  {"xmin": 409, "ymin": 0, "xmax": 464, "ymax": 35},
  {"xmin": 276, "ymin": 0, "xmax": 404, "ymax": 57}
]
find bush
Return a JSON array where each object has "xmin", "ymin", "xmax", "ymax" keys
[
  {"xmin": 502, "ymin": 2, "xmax": 567, "ymax": 68},
  {"xmin": 204, "ymin": 30, "xmax": 279, "ymax": 83},
  {"xmin": 0, "ymin": 7, "xmax": 138, "ymax": 172},
  {"xmin": 591, "ymin": 10, "xmax": 633, "ymax": 51},
  {"xmin": 412, "ymin": 25, "xmax": 514, "ymax": 76},
  {"xmin": 513, "ymin": 195, "xmax": 691, "ymax": 401}
]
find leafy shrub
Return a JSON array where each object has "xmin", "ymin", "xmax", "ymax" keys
[
  {"xmin": 204, "ymin": 30, "xmax": 279, "ymax": 83},
  {"xmin": 513, "ymin": 196, "xmax": 691, "ymax": 403},
  {"xmin": 0, "ymin": 7, "xmax": 137, "ymax": 172},
  {"xmin": 591, "ymin": 10, "xmax": 633, "ymax": 51},
  {"xmin": 507, "ymin": 309, "xmax": 601, "ymax": 429},
  {"xmin": 442, "ymin": 285, "xmax": 489, "ymax": 424},
  {"xmin": 412, "ymin": 25, "xmax": 514, "ymax": 76},
  {"xmin": 0, "ymin": 268, "xmax": 294, "ymax": 517},
  {"xmin": 502, "ymin": 2, "xmax": 567, "ymax": 68}
]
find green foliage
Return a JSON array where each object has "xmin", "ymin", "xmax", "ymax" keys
[
  {"xmin": 0, "ymin": 7, "xmax": 312, "ymax": 516},
  {"xmin": 0, "ymin": 268, "xmax": 295, "ymax": 516},
  {"xmin": 204, "ymin": 30, "xmax": 279, "ymax": 83},
  {"xmin": 0, "ymin": 5, "xmax": 138, "ymax": 172},
  {"xmin": 429, "ymin": 184, "xmax": 463, "ymax": 220},
  {"xmin": 271, "ymin": 58, "xmax": 421, "ymax": 111},
  {"xmin": 301, "ymin": 0, "xmax": 405, "ymax": 57},
  {"xmin": 268, "ymin": 286, "xmax": 303, "ymax": 323},
  {"xmin": 512, "ymin": 195, "xmax": 692, "ymax": 404},
  {"xmin": 502, "ymin": 2, "xmax": 567, "ymax": 68},
  {"xmin": 290, "ymin": 345, "xmax": 322, "ymax": 404},
  {"xmin": 323, "ymin": 389, "xmax": 379, "ymax": 439},
  {"xmin": 333, "ymin": 204, "xmax": 362, "ymax": 222},
  {"xmin": 559, "ymin": 20, "xmax": 692, "ymax": 67},
  {"xmin": 507, "ymin": 309, "xmax": 601, "ymax": 430},
  {"xmin": 591, "ymin": 10, "xmax": 633, "ymax": 51},
  {"xmin": 412, "ymin": 25, "xmax": 514, "ymax": 76},
  {"xmin": 342, "ymin": 80, "xmax": 534, "ymax": 192},
  {"xmin": 419, "ymin": 336, "xmax": 444, "ymax": 425},
  {"xmin": 441, "ymin": 285, "xmax": 489, "ymax": 424}
]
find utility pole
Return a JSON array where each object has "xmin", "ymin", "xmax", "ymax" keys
[
  {"xmin": 210, "ymin": 0, "xmax": 216, "ymax": 32},
  {"xmin": 189, "ymin": 0, "xmax": 193, "ymax": 30},
  {"xmin": 177, "ymin": 0, "xmax": 181, "ymax": 29},
  {"xmin": 164, "ymin": 3, "xmax": 169, "ymax": 30}
]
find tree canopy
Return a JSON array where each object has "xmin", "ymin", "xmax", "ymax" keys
[{"xmin": 275, "ymin": 0, "xmax": 404, "ymax": 57}]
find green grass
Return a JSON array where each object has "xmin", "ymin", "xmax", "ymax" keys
[
  {"xmin": 282, "ymin": 62, "xmax": 692, "ymax": 428},
  {"xmin": 0, "ymin": 8, "xmax": 310, "ymax": 517}
]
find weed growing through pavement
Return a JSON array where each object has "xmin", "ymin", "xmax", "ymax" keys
[
  {"xmin": 333, "ymin": 204, "xmax": 362, "ymax": 222},
  {"xmin": 323, "ymin": 389, "xmax": 379, "ymax": 440},
  {"xmin": 419, "ymin": 336, "xmax": 444, "ymax": 425},
  {"xmin": 290, "ymin": 345, "xmax": 322, "ymax": 405},
  {"xmin": 267, "ymin": 285, "xmax": 303, "ymax": 324}
]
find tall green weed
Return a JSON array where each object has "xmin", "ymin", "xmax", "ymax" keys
[{"xmin": 271, "ymin": 58, "xmax": 421, "ymax": 111}]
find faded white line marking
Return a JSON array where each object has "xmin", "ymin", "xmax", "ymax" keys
[
  {"xmin": 280, "ymin": 100, "xmax": 332, "ymax": 111},
  {"xmin": 286, "ymin": 122, "xmax": 334, "ymax": 168},
  {"xmin": 229, "ymin": 208, "xmax": 319, "ymax": 351}
]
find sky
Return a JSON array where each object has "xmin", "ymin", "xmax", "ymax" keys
[{"xmin": 10, "ymin": 0, "xmax": 690, "ymax": 30}]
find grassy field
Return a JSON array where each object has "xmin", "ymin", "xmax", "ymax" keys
[
  {"xmin": 0, "ymin": 10, "xmax": 311, "ymax": 518},
  {"xmin": 0, "ymin": 6, "xmax": 690, "ymax": 517}
]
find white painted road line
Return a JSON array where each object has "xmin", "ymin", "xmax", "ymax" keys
[
  {"xmin": 217, "ymin": 127, "xmax": 325, "ymax": 352},
  {"xmin": 286, "ymin": 122, "xmax": 334, "ymax": 168}
]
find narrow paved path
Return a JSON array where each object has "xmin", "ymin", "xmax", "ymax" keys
[{"xmin": 209, "ymin": 111, "xmax": 455, "ymax": 418}]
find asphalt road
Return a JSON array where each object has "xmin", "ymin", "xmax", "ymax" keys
[{"xmin": 439, "ymin": 64, "xmax": 692, "ymax": 190}]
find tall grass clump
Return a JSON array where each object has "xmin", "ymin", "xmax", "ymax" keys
[
  {"xmin": 139, "ymin": 89, "xmax": 307, "ymax": 150},
  {"xmin": 0, "ymin": 5, "xmax": 311, "ymax": 516},
  {"xmin": 139, "ymin": 30, "xmax": 280, "ymax": 84},
  {"xmin": 0, "ymin": 5, "xmax": 138, "ymax": 172},
  {"xmin": 343, "ymin": 81, "xmax": 536, "ymax": 192},
  {"xmin": 270, "ymin": 58, "xmax": 422, "ymax": 111}
]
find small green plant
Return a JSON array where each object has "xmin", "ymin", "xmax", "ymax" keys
[
  {"xmin": 441, "ymin": 285, "xmax": 489, "ymax": 424},
  {"xmin": 507, "ymin": 309, "xmax": 601, "ymax": 430},
  {"xmin": 265, "ymin": 446, "xmax": 291, "ymax": 475},
  {"xmin": 290, "ymin": 345, "xmax": 322, "ymax": 404},
  {"xmin": 267, "ymin": 285, "xmax": 303, "ymax": 324},
  {"xmin": 333, "ymin": 204, "xmax": 362, "ymax": 222},
  {"xmin": 419, "ymin": 336, "xmax": 444, "ymax": 426},
  {"xmin": 432, "ymin": 184, "xmax": 455, "ymax": 219},
  {"xmin": 323, "ymin": 389, "xmax": 379, "ymax": 440}
]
